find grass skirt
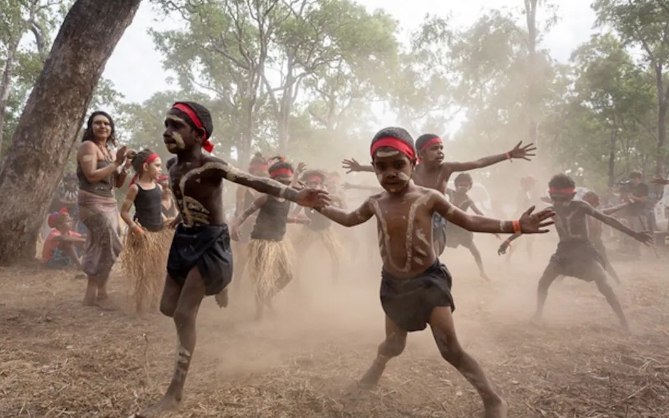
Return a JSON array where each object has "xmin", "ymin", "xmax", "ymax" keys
[
  {"xmin": 247, "ymin": 238, "xmax": 296, "ymax": 303},
  {"xmin": 122, "ymin": 227, "xmax": 173, "ymax": 313}
]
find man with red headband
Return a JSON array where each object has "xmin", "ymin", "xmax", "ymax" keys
[
  {"xmin": 316, "ymin": 127, "xmax": 554, "ymax": 418},
  {"xmin": 230, "ymin": 160, "xmax": 309, "ymax": 320},
  {"xmin": 342, "ymin": 133, "xmax": 536, "ymax": 255},
  {"xmin": 135, "ymin": 101, "xmax": 330, "ymax": 417},
  {"xmin": 499, "ymin": 174, "xmax": 652, "ymax": 331}
]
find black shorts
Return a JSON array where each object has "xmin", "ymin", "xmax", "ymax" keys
[
  {"xmin": 380, "ymin": 259, "xmax": 455, "ymax": 332},
  {"xmin": 167, "ymin": 224, "xmax": 233, "ymax": 296},
  {"xmin": 549, "ymin": 240, "xmax": 604, "ymax": 281}
]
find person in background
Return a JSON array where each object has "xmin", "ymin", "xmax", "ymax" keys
[
  {"xmin": 626, "ymin": 172, "xmax": 650, "ymax": 255},
  {"xmin": 42, "ymin": 209, "xmax": 86, "ymax": 269}
]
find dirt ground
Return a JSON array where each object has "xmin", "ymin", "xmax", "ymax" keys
[{"xmin": 1, "ymin": 235, "xmax": 669, "ymax": 418}]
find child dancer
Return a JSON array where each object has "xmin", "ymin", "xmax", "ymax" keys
[
  {"xmin": 136, "ymin": 101, "xmax": 328, "ymax": 417},
  {"xmin": 120, "ymin": 149, "xmax": 173, "ymax": 313},
  {"xmin": 158, "ymin": 174, "xmax": 178, "ymax": 219},
  {"xmin": 498, "ymin": 174, "xmax": 652, "ymax": 330},
  {"xmin": 445, "ymin": 173, "xmax": 493, "ymax": 281},
  {"xmin": 231, "ymin": 161, "xmax": 308, "ymax": 319},
  {"xmin": 42, "ymin": 209, "xmax": 85, "ymax": 269},
  {"xmin": 317, "ymin": 127, "xmax": 554, "ymax": 418},
  {"xmin": 292, "ymin": 169, "xmax": 345, "ymax": 284}
]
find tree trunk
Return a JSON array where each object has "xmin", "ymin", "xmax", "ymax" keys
[
  {"xmin": 0, "ymin": 0, "xmax": 142, "ymax": 265},
  {"xmin": 524, "ymin": 0, "xmax": 539, "ymax": 149}
]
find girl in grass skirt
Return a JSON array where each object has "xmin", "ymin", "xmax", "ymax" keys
[
  {"xmin": 231, "ymin": 161, "xmax": 308, "ymax": 319},
  {"xmin": 120, "ymin": 149, "xmax": 174, "ymax": 313}
]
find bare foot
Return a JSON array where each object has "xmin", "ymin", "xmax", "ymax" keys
[
  {"xmin": 215, "ymin": 288, "xmax": 228, "ymax": 308},
  {"xmin": 82, "ymin": 296, "xmax": 96, "ymax": 307},
  {"xmin": 484, "ymin": 396, "xmax": 508, "ymax": 418},
  {"xmin": 95, "ymin": 297, "xmax": 117, "ymax": 311},
  {"xmin": 135, "ymin": 395, "xmax": 181, "ymax": 418},
  {"xmin": 358, "ymin": 360, "xmax": 385, "ymax": 389},
  {"xmin": 529, "ymin": 315, "xmax": 543, "ymax": 327}
]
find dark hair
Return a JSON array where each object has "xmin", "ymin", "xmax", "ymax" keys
[
  {"xmin": 249, "ymin": 152, "xmax": 266, "ymax": 167},
  {"xmin": 582, "ymin": 191, "xmax": 599, "ymax": 204},
  {"xmin": 269, "ymin": 161, "xmax": 294, "ymax": 176},
  {"xmin": 301, "ymin": 169, "xmax": 326, "ymax": 183},
  {"xmin": 173, "ymin": 101, "xmax": 214, "ymax": 139},
  {"xmin": 371, "ymin": 127, "xmax": 414, "ymax": 150},
  {"xmin": 548, "ymin": 173, "xmax": 575, "ymax": 190},
  {"xmin": 454, "ymin": 173, "xmax": 473, "ymax": 185},
  {"xmin": 629, "ymin": 171, "xmax": 642, "ymax": 180},
  {"xmin": 131, "ymin": 149, "xmax": 155, "ymax": 174},
  {"xmin": 415, "ymin": 133, "xmax": 439, "ymax": 152},
  {"xmin": 82, "ymin": 111, "xmax": 116, "ymax": 146}
]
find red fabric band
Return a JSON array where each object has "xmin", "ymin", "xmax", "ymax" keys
[
  {"xmin": 172, "ymin": 103, "xmax": 214, "ymax": 152},
  {"xmin": 512, "ymin": 220, "xmax": 521, "ymax": 234},
  {"xmin": 130, "ymin": 153, "xmax": 160, "ymax": 186},
  {"xmin": 370, "ymin": 137, "xmax": 416, "ymax": 160},
  {"xmin": 549, "ymin": 187, "xmax": 575, "ymax": 195},
  {"xmin": 419, "ymin": 137, "xmax": 442, "ymax": 152},
  {"xmin": 270, "ymin": 168, "xmax": 293, "ymax": 178}
]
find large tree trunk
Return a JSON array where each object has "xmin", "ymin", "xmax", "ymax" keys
[{"xmin": 0, "ymin": 0, "xmax": 142, "ymax": 265}]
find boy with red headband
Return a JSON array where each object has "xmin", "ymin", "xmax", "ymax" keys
[
  {"xmin": 342, "ymin": 134, "xmax": 536, "ymax": 255},
  {"xmin": 318, "ymin": 127, "xmax": 554, "ymax": 418},
  {"xmin": 498, "ymin": 174, "xmax": 651, "ymax": 330},
  {"xmin": 230, "ymin": 161, "xmax": 309, "ymax": 320},
  {"xmin": 136, "ymin": 102, "xmax": 329, "ymax": 418}
]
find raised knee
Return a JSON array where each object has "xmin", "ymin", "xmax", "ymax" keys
[{"xmin": 380, "ymin": 337, "xmax": 406, "ymax": 358}]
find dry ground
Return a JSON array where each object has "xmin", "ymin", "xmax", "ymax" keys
[{"xmin": 1, "ymin": 236, "xmax": 669, "ymax": 418}]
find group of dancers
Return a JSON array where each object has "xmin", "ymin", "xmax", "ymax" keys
[{"xmin": 110, "ymin": 101, "xmax": 654, "ymax": 418}]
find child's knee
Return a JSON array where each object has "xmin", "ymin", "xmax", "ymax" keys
[
  {"xmin": 380, "ymin": 336, "xmax": 406, "ymax": 358},
  {"xmin": 173, "ymin": 306, "xmax": 197, "ymax": 325},
  {"xmin": 160, "ymin": 300, "xmax": 177, "ymax": 318},
  {"xmin": 438, "ymin": 339, "xmax": 464, "ymax": 364}
]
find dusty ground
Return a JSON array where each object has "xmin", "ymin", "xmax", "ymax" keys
[{"xmin": 1, "ymin": 236, "xmax": 669, "ymax": 418}]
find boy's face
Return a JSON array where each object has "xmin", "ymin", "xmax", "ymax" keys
[
  {"xmin": 163, "ymin": 109, "xmax": 200, "ymax": 154},
  {"xmin": 455, "ymin": 181, "xmax": 471, "ymax": 194},
  {"xmin": 372, "ymin": 147, "xmax": 414, "ymax": 193},
  {"xmin": 305, "ymin": 177, "xmax": 325, "ymax": 190},
  {"xmin": 419, "ymin": 143, "xmax": 444, "ymax": 165},
  {"xmin": 57, "ymin": 214, "xmax": 73, "ymax": 232},
  {"xmin": 584, "ymin": 195, "xmax": 600, "ymax": 207},
  {"xmin": 273, "ymin": 174, "xmax": 293, "ymax": 186},
  {"xmin": 630, "ymin": 176, "xmax": 641, "ymax": 186},
  {"xmin": 549, "ymin": 193, "xmax": 574, "ymax": 208}
]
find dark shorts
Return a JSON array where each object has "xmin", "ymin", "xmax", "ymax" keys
[
  {"xmin": 549, "ymin": 240, "xmax": 604, "ymax": 281},
  {"xmin": 380, "ymin": 259, "xmax": 455, "ymax": 332},
  {"xmin": 167, "ymin": 224, "xmax": 233, "ymax": 296},
  {"xmin": 445, "ymin": 223, "xmax": 473, "ymax": 249},
  {"xmin": 432, "ymin": 213, "xmax": 448, "ymax": 255}
]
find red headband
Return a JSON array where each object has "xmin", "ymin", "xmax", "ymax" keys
[
  {"xmin": 549, "ymin": 187, "xmax": 575, "ymax": 195},
  {"xmin": 172, "ymin": 103, "xmax": 214, "ymax": 153},
  {"xmin": 250, "ymin": 163, "xmax": 268, "ymax": 171},
  {"xmin": 419, "ymin": 137, "xmax": 442, "ymax": 152},
  {"xmin": 130, "ymin": 153, "xmax": 159, "ymax": 186},
  {"xmin": 370, "ymin": 137, "xmax": 416, "ymax": 160},
  {"xmin": 270, "ymin": 168, "xmax": 293, "ymax": 178}
]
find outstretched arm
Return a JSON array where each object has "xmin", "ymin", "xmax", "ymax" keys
[
  {"xmin": 585, "ymin": 203, "xmax": 652, "ymax": 244},
  {"xmin": 342, "ymin": 158, "xmax": 375, "ymax": 173},
  {"xmin": 601, "ymin": 201, "xmax": 630, "ymax": 216},
  {"xmin": 432, "ymin": 192, "xmax": 554, "ymax": 234},
  {"xmin": 446, "ymin": 141, "xmax": 536, "ymax": 172},
  {"xmin": 315, "ymin": 198, "xmax": 374, "ymax": 227}
]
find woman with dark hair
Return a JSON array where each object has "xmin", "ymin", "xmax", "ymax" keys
[{"xmin": 76, "ymin": 111, "xmax": 131, "ymax": 308}]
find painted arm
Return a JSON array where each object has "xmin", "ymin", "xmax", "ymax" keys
[
  {"xmin": 470, "ymin": 201, "xmax": 500, "ymax": 238},
  {"xmin": 77, "ymin": 141, "xmax": 121, "ymax": 183},
  {"xmin": 445, "ymin": 141, "xmax": 536, "ymax": 172},
  {"xmin": 315, "ymin": 198, "xmax": 375, "ymax": 227},
  {"xmin": 341, "ymin": 158, "xmax": 375, "ymax": 173},
  {"xmin": 234, "ymin": 185, "xmax": 248, "ymax": 217},
  {"xmin": 120, "ymin": 185, "xmax": 143, "ymax": 235},
  {"xmin": 601, "ymin": 202, "xmax": 630, "ymax": 216},
  {"xmin": 433, "ymin": 192, "xmax": 554, "ymax": 234},
  {"xmin": 230, "ymin": 195, "xmax": 266, "ymax": 240},
  {"xmin": 585, "ymin": 202, "xmax": 652, "ymax": 244}
]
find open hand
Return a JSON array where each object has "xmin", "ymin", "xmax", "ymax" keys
[
  {"xmin": 498, "ymin": 242, "xmax": 510, "ymax": 255},
  {"xmin": 115, "ymin": 145, "xmax": 128, "ymax": 163},
  {"xmin": 633, "ymin": 231, "xmax": 654, "ymax": 246},
  {"xmin": 519, "ymin": 206, "xmax": 555, "ymax": 233},
  {"xmin": 296, "ymin": 162, "xmax": 307, "ymax": 174},
  {"xmin": 296, "ymin": 188, "xmax": 331, "ymax": 209},
  {"xmin": 230, "ymin": 225, "xmax": 241, "ymax": 241},
  {"xmin": 651, "ymin": 177, "xmax": 669, "ymax": 185},
  {"xmin": 342, "ymin": 158, "xmax": 363, "ymax": 174},
  {"xmin": 508, "ymin": 141, "xmax": 536, "ymax": 161}
]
